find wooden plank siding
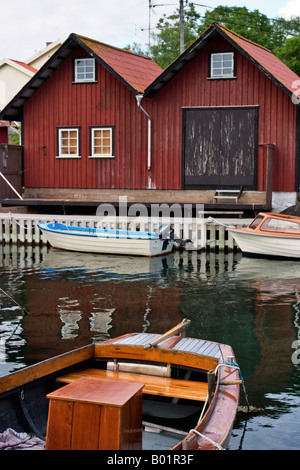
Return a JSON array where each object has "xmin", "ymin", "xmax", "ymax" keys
[
  {"xmin": 23, "ymin": 47, "xmax": 148, "ymax": 190},
  {"xmin": 146, "ymin": 38, "xmax": 297, "ymax": 192},
  {"xmin": 21, "ymin": 34, "xmax": 298, "ymax": 194}
]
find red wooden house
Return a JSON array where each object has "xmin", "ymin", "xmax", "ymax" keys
[{"xmin": 0, "ymin": 23, "xmax": 299, "ymax": 212}]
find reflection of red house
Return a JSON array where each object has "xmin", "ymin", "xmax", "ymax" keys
[
  {"xmin": 0, "ymin": 23, "xmax": 299, "ymax": 210},
  {"xmin": 23, "ymin": 274, "xmax": 182, "ymax": 362},
  {"xmin": 252, "ymin": 279, "xmax": 299, "ymax": 394}
]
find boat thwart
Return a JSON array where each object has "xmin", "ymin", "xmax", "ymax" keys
[{"xmin": 0, "ymin": 319, "xmax": 240, "ymax": 451}]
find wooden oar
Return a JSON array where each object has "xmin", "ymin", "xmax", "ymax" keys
[{"xmin": 144, "ymin": 318, "xmax": 191, "ymax": 350}]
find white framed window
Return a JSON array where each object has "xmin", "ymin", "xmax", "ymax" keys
[
  {"xmin": 74, "ymin": 58, "xmax": 96, "ymax": 83},
  {"xmin": 210, "ymin": 52, "xmax": 234, "ymax": 78},
  {"xmin": 89, "ymin": 127, "xmax": 114, "ymax": 158},
  {"xmin": 57, "ymin": 128, "xmax": 80, "ymax": 158}
]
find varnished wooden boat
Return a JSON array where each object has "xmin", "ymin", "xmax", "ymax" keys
[
  {"xmin": 229, "ymin": 212, "xmax": 300, "ymax": 260},
  {"xmin": 0, "ymin": 320, "xmax": 240, "ymax": 451}
]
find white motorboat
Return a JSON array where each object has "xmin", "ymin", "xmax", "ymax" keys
[
  {"xmin": 229, "ymin": 212, "xmax": 300, "ymax": 260},
  {"xmin": 38, "ymin": 222, "xmax": 174, "ymax": 257}
]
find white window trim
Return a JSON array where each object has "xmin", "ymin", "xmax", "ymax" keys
[
  {"xmin": 74, "ymin": 58, "xmax": 96, "ymax": 83},
  {"xmin": 56, "ymin": 127, "xmax": 81, "ymax": 159},
  {"xmin": 89, "ymin": 127, "xmax": 115, "ymax": 158},
  {"xmin": 209, "ymin": 52, "xmax": 235, "ymax": 79}
]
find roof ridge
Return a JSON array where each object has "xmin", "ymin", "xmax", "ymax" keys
[
  {"xmin": 215, "ymin": 22, "xmax": 272, "ymax": 54},
  {"xmin": 73, "ymin": 33, "xmax": 153, "ymax": 61}
]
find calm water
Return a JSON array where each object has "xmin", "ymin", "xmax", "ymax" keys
[{"xmin": 0, "ymin": 244, "xmax": 300, "ymax": 450}]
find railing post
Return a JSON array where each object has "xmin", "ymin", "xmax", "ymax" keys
[{"xmin": 265, "ymin": 144, "xmax": 274, "ymax": 210}]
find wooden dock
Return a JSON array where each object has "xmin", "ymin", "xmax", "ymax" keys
[{"xmin": 0, "ymin": 213, "xmax": 252, "ymax": 252}]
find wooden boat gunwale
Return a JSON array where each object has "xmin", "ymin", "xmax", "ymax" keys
[
  {"xmin": 0, "ymin": 325, "xmax": 240, "ymax": 451},
  {"xmin": 38, "ymin": 222, "xmax": 161, "ymax": 240}
]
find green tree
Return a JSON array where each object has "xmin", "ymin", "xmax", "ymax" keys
[
  {"xmin": 150, "ymin": 3, "xmax": 200, "ymax": 69},
  {"xmin": 137, "ymin": 5, "xmax": 300, "ymax": 74},
  {"xmin": 274, "ymin": 36, "xmax": 300, "ymax": 76},
  {"xmin": 199, "ymin": 6, "xmax": 273, "ymax": 50},
  {"xmin": 269, "ymin": 16, "xmax": 300, "ymax": 49}
]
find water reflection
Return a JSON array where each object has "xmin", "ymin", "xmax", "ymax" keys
[{"xmin": 0, "ymin": 244, "xmax": 300, "ymax": 449}]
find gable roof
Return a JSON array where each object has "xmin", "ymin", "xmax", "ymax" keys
[
  {"xmin": 145, "ymin": 22, "xmax": 300, "ymax": 98},
  {"xmin": 0, "ymin": 33, "xmax": 163, "ymax": 121},
  {"xmin": 25, "ymin": 38, "xmax": 64, "ymax": 69},
  {"xmin": 0, "ymin": 58, "xmax": 37, "ymax": 75},
  {"xmin": 77, "ymin": 35, "xmax": 162, "ymax": 94}
]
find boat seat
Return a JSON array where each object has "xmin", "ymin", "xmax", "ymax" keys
[{"xmin": 56, "ymin": 368, "xmax": 208, "ymax": 402}]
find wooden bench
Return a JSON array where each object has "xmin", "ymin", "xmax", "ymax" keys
[{"xmin": 57, "ymin": 368, "xmax": 208, "ymax": 402}]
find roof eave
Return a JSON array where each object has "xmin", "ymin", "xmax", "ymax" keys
[
  {"xmin": 144, "ymin": 22, "xmax": 297, "ymax": 99},
  {"xmin": 0, "ymin": 33, "xmax": 142, "ymax": 122},
  {"xmin": 213, "ymin": 23, "xmax": 295, "ymax": 99},
  {"xmin": 74, "ymin": 36, "xmax": 139, "ymax": 95},
  {"xmin": 0, "ymin": 35, "xmax": 77, "ymax": 121}
]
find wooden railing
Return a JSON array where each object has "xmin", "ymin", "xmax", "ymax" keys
[{"xmin": 0, "ymin": 213, "xmax": 250, "ymax": 252}]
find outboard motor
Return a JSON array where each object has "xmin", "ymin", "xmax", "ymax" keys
[
  {"xmin": 158, "ymin": 224, "xmax": 173, "ymax": 240},
  {"xmin": 157, "ymin": 224, "xmax": 174, "ymax": 251},
  {"xmin": 157, "ymin": 224, "xmax": 193, "ymax": 248}
]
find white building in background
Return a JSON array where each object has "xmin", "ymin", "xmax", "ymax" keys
[
  {"xmin": 0, "ymin": 39, "xmax": 64, "ymax": 111},
  {"xmin": 25, "ymin": 38, "xmax": 64, "ymax": 70},
  {"xmin": 0, "ymin": 59, "xmax": 37, "ymax": 111}
]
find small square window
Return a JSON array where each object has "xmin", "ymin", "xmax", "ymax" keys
[
  {"xmin": 74, "ymin": 58, "xmax": 96, "ymax": 82},
  {"xmin": 210, "ymin": 52, "xmax": 234, "ymax": 78},
  {"xmin": 90, "ymin": 127, "xmax": 114, "ymax": 158},
  {"xmin": 57, "ymin": 128, "xmax": 80, "ymax": 158}
]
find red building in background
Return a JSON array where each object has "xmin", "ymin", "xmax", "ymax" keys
[{"xmin": 0, "ymin": 23, "xmax": 299, "ymax": 211}]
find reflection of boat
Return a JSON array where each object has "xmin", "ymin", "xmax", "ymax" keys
[
  {"xmin": 0, "ymin": 320, "xmax": 240, "ymax": 450},
  {"xmin": 233, "ymin": 255, "xmax": 300, "ymax": 281},
  {"xmin": 229, "ymin": 212, "xmax": 300, "ymax": 260},
  {"xmin": 42, "ymin": 248, "xmax": 174, "ymax": 276},
  {"xmin": 38, "ymin": 223, "xmax": 174, "ymax": 257}
]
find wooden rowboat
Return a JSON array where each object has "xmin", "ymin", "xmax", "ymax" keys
[
  {"xmin": 0, "ymin": 320, "xmax": 240, "ymax": 451},
  {"xmin": 229, "ymin": 212, "xmax": 300, "ymax": 260},
  {"xmin": 37, "ymin": 222, "xmax": 174, "ymax": 257}
]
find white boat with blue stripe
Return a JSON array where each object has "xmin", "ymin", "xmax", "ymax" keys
[{"xmin": 38, "ymin": 222, "xmax": 174, "ymax": 257}]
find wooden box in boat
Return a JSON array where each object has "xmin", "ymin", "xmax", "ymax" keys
[
  {"xmin": 46, "ymin": 377, "xmax": 144, "ymax": 450},
  {"xmin": 0, "ymin": 320, "xmax": 240, "ymax": 451}
]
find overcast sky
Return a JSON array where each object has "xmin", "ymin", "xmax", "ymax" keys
[{"xmin": 1, "ymin": 0, "xmax": 299, "ymax": 62}]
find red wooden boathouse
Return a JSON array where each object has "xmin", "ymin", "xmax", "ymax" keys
[{"xmin": 0, "ymin": 23, "xmax": 299, "ymax": 212}]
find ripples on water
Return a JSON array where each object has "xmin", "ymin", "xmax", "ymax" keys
[{"xmin": 0, "ymin": 244, "xmax": 300, "ymax": 450}]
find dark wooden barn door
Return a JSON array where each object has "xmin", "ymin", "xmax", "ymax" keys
[{"xmin": 183, "ymin": 107, "xmax": 258, "ymax": 189}]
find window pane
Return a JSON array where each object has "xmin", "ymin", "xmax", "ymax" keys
[
  {"xmin": 91, "ymin": 128, "xmax": 112, "ymax": 156},
  {"xmin": 211, "ymin": 53, "xmax": 234, "ymax": 77},
  {"xmin": 213, "ymin": 68, "xmax": 222, "ymax": 76},
  {"xmin": 75, "ymin": 58, "xmax": 95, "ymax": 82},
  {"xmin": 212, "ymin": 57, "xmax": 222, "ymax": 65},
  {"xmin": 59, "ymin": 129, "xmax": 79, "ymax": 156}
]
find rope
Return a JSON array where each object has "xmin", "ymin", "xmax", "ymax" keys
[
  {"xmin": 206, "ymin": 216, "xmax": 235, "ymax": 229},
  {"xmin": 189, "ymin": 428, "xmax": 224, "ymax": 450},
  {"xmin": 215, "ymin": 360, "xmax": 250, "ymax": 411},
  {"xmin": 226, "ymin": 360, "xmax": 249, "ymax": 409}
]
